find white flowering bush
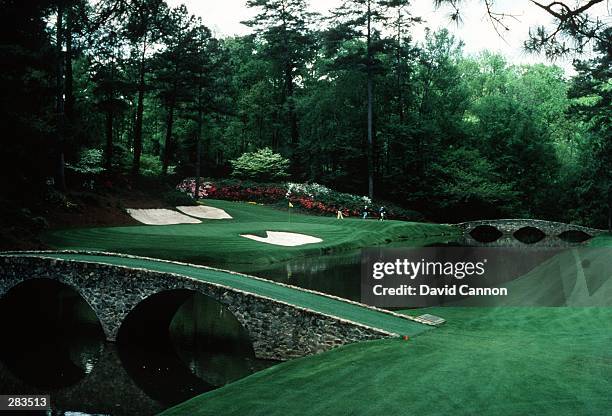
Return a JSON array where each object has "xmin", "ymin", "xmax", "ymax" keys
[
  {"xmin": 284, "ymin": 182, "xmax": 372, "ymax": 215},
  {"xmin": 286, "ymin": 182, "xmax": 331, "ymax": 199},
  {"xmin": 173, "ymin": 178, "xmax": 420, "ymax": 219}
]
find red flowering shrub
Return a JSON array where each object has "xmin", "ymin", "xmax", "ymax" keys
[
  {"xmin": 175, "ymin": 178, "xmax": 424, "ymax": 221},
  {"xmin": 176, "ymin": 178, "xmax": 214, "ymax": 198}
]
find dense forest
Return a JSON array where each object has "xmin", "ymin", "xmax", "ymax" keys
[{"xmin": 1, "ymin": 0, "xmax": 610, "ymax": 226}]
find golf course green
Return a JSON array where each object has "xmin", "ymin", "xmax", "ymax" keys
[{"xmin": 42, "ymin": 199, "xmax": 458, "ymax": 264}]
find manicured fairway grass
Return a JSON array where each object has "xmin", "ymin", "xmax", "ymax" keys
[
  {"xmin": 22, "ymin": 252, "xmax": 429, "ymax": 337},
  {"xmin": 42, "ymin": 200, "xmax": 458, "ymax": 264},
  {"xmin": 589, "ymin": 233, "xmax": 612, "ymax": 247},
  {"xmin": 160, "ymin": 306, "xmax": 612, "ymax": 416}
]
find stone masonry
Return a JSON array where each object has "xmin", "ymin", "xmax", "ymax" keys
[{"xmin": 456, "ymin": 219, "xmax": 604, "ymax": 237}]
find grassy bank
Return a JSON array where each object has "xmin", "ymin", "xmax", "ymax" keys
[
  {"xmin": 160, "ymin": 306, "xmax": 612, "ymax": 416},
  {"xmin": 588, "ymin": 233, "xmax": 612, "ymax": 247},
  {"xmin": 158, "ymin": 233, "xmax": 612, "ymax": 416},
  {"xmin": 42, "ymin": 199, "xmax": 458, "ymax": 265}
]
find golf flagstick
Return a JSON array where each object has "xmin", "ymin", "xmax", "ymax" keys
[{"xmin": 288, "ymin": 200, "xmax": 293, "ymax": 224}]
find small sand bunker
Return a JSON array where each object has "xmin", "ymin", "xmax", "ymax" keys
[
  {"xmin": 127, "ymin": 208, "xmax": 201, "ymax": 225},
  {"xmin": 240, "ymin": 231, "xmax": 322, "ymax": 247},
  {"xmin": 177, "ymin": 205, "xmax": 232, "ymax": 220}
]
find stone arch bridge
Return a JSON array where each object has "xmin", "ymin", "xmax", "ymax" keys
[
  {"xmin": 0, "ymin": 252, "xmax": 429, "ymax": 361},
  {"xmin": 456, "ymin": 219, "xmax": 605, "ymax": 240}
]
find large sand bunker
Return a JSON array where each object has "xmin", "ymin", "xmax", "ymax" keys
[
  {"xmin": 177, "ymin": 205, "xmax": 232, "ymax": 219},
  {"xmin": 240, "ymin": 231, "xmax": 322, "ymax": 247},
  {"xmin": 126, "ymin": 208, "xmax": 202, "ymax": 225}
]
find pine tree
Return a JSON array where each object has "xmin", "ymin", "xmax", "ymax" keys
[
  {"xmin": 124, "ymin": 0, "xmax": 167, "ymax": 176},
  {"xmin": 243, "ymin": 0, "xmax": 316, "ymax": 173},
  {"xmin": 328, "ymin": 0, "xmax": 405, "ymax": 198}
]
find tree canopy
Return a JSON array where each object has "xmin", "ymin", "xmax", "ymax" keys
[{"xmin": 1, "ymin": 0, "xmax": 609, "ymax": 226}]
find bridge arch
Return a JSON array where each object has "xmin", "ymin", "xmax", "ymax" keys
[
  {"xmin": 513, "ymin": 226, "xmax": 546, "ymax": 244},
  {"xmin": 116, "ymin": 289, "xmax": 254, "ymax": 355},
  {"xmin": 558, "ymin": 230, "xmax": 592, "ymax": 243},
  {"xmin": 0, "ymin": 278, "xmax": 105, "ymax": 388},
  {"xmin": 469, "ymin": 224, "xmax": 503, "ymax": 243}
]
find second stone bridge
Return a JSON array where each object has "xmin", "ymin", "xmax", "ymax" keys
[{"xmin": 456, "ymin": 219, "xmax": 605, "ymax": 244}]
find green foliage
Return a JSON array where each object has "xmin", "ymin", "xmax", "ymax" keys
[
  {"xmin": 230, "ymin": 148, "xmax": 290, "ymax": 181},
  {"xmin": 3, "ymin": 0, "xmax": 609, "ymax": 228},
  {"xmin": 429, "ymin": 147, "xmax": 518, "ymax": 220},
  {"xmin": 139, "ymin": 154, "xmax": 163, "ymax": 176},
  {"xmin": 66, "ymin": 149, "xmax": 105, "ymax": 174},
  {"xmin": 162, "ymin": 189, "xmax": 197, "ymax": 206}
]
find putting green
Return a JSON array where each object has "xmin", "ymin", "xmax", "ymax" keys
[
  {"xmin": 16, "ymin": 252, "xmax": 429, "ymax": 337},
  {"xmin": 160, "ymin": 306, "xmax": 612, "ymax": 416},
  {"xmin": 42, "ymin": 200, "xmax": 458, "ymax": 265}
]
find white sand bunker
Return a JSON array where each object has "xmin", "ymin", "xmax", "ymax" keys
[
  {"xmin": 127, "ymin": 208, "xmax": 201, "ymax": 225},
  {"xmin": 240, "ymin": 231, "xmax": 322, "ymax": 247},
  {"xmin": 177, "ymin": 205, "xmax": 232, "ymax": 220}
]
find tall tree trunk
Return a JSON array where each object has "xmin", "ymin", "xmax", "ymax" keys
[
  {"xmin": 366, "ymin": 0, "xmax": 374, "ymax": 199},
  {"xmin": 194, "ymin": 78, "xmax": 204, "ymax": 198},
  {"xmin": 55, "ymin": 1, "xmax": 66, "ymax": 191},
  {"xmin": 195, "ymin": 108, "xmax": 203, "ymax": 198},
  {"xmin": 279, "ymin": 7, "xmax": 300, "ymax": 176},
  {"xmin": 286, "ymin": 64, "xmax": 300, "ymax": 176},
  {"xmin": 105, "ymin": 104, "xmax": 114, "ymax": 172},
  {"xmin": 132, "ymin": 37, "xmax": 147, "ymax": 176},
  {"xmin": 65, "ymin": 4, "xmax": 74, "ymax": 123},
  {"xmin": 286, "ymin": 65, "xmax": 299, "ymax": 146},
  {"xmin": 162, "ymin": 98, "xmax": 175, "ymax": 175},
  {"xmin": 104, "ymin": 42, "xmax": 116, "ymax": 173},
  {"xmin": 396, "ymin": 8, "xmax": 404, "ymax": 124}
]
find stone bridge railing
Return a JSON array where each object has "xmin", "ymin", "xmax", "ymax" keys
[{"xmin": 0, "ymin": 254, "xmax": 397, "ymax": 361}]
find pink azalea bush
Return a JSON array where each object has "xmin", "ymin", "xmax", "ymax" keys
[{"xmin": 176, "ymin": 178, "xmax": 423, "ymax": 221}]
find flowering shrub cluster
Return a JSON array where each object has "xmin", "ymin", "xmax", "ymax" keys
[
  {"xmin": 285, "ymin": 182, "xmax": 371, "ymax": 213},
  {"xmin": 176, "ymin": 178, "xmax": 215, "ymax": 198},
  {"xmin": 176, "ymin": 178, "xmax": 423, "ymax": 220},
  {"xmin": 209, "ymin": 183, "xmax": 286, "ymax": 203}
]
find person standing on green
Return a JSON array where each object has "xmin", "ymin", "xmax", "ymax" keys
[{"xmin": 379, "ymin": 206, "xmax": 386, "ymax": 221}]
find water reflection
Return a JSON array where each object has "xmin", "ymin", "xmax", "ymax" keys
[
  {"xmin": 0, "ymin": 279, "xmax": 105, "ymax": 390},
  {"xmin": 0, "ymin": 284, "xmax": 274, "ymax": 415},
  {"xmin": 513, "ymin": 226, "xmax": 547, "ymax": 244},
  {"xmin": 469, "ymin": 225, "xmax": 503, "ymax": 243},
  {"xmin": 231, "ymin": 236, "xmax": 463, "ymax": 301},
  {"xmin": 170, "ymin": 294, "xmax": 271, "ymax": 387},
  {"xmin": 460, "ymin": 234, "xmax": 590, "ymax": 248},
  {"xmin": 558, "ymin": 230, "xmax": 592, "ymax": 243}
]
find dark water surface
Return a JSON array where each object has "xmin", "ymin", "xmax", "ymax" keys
[{"xmin": 0, "ymin": 282, "xmax": 274, "ymax": 416}]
